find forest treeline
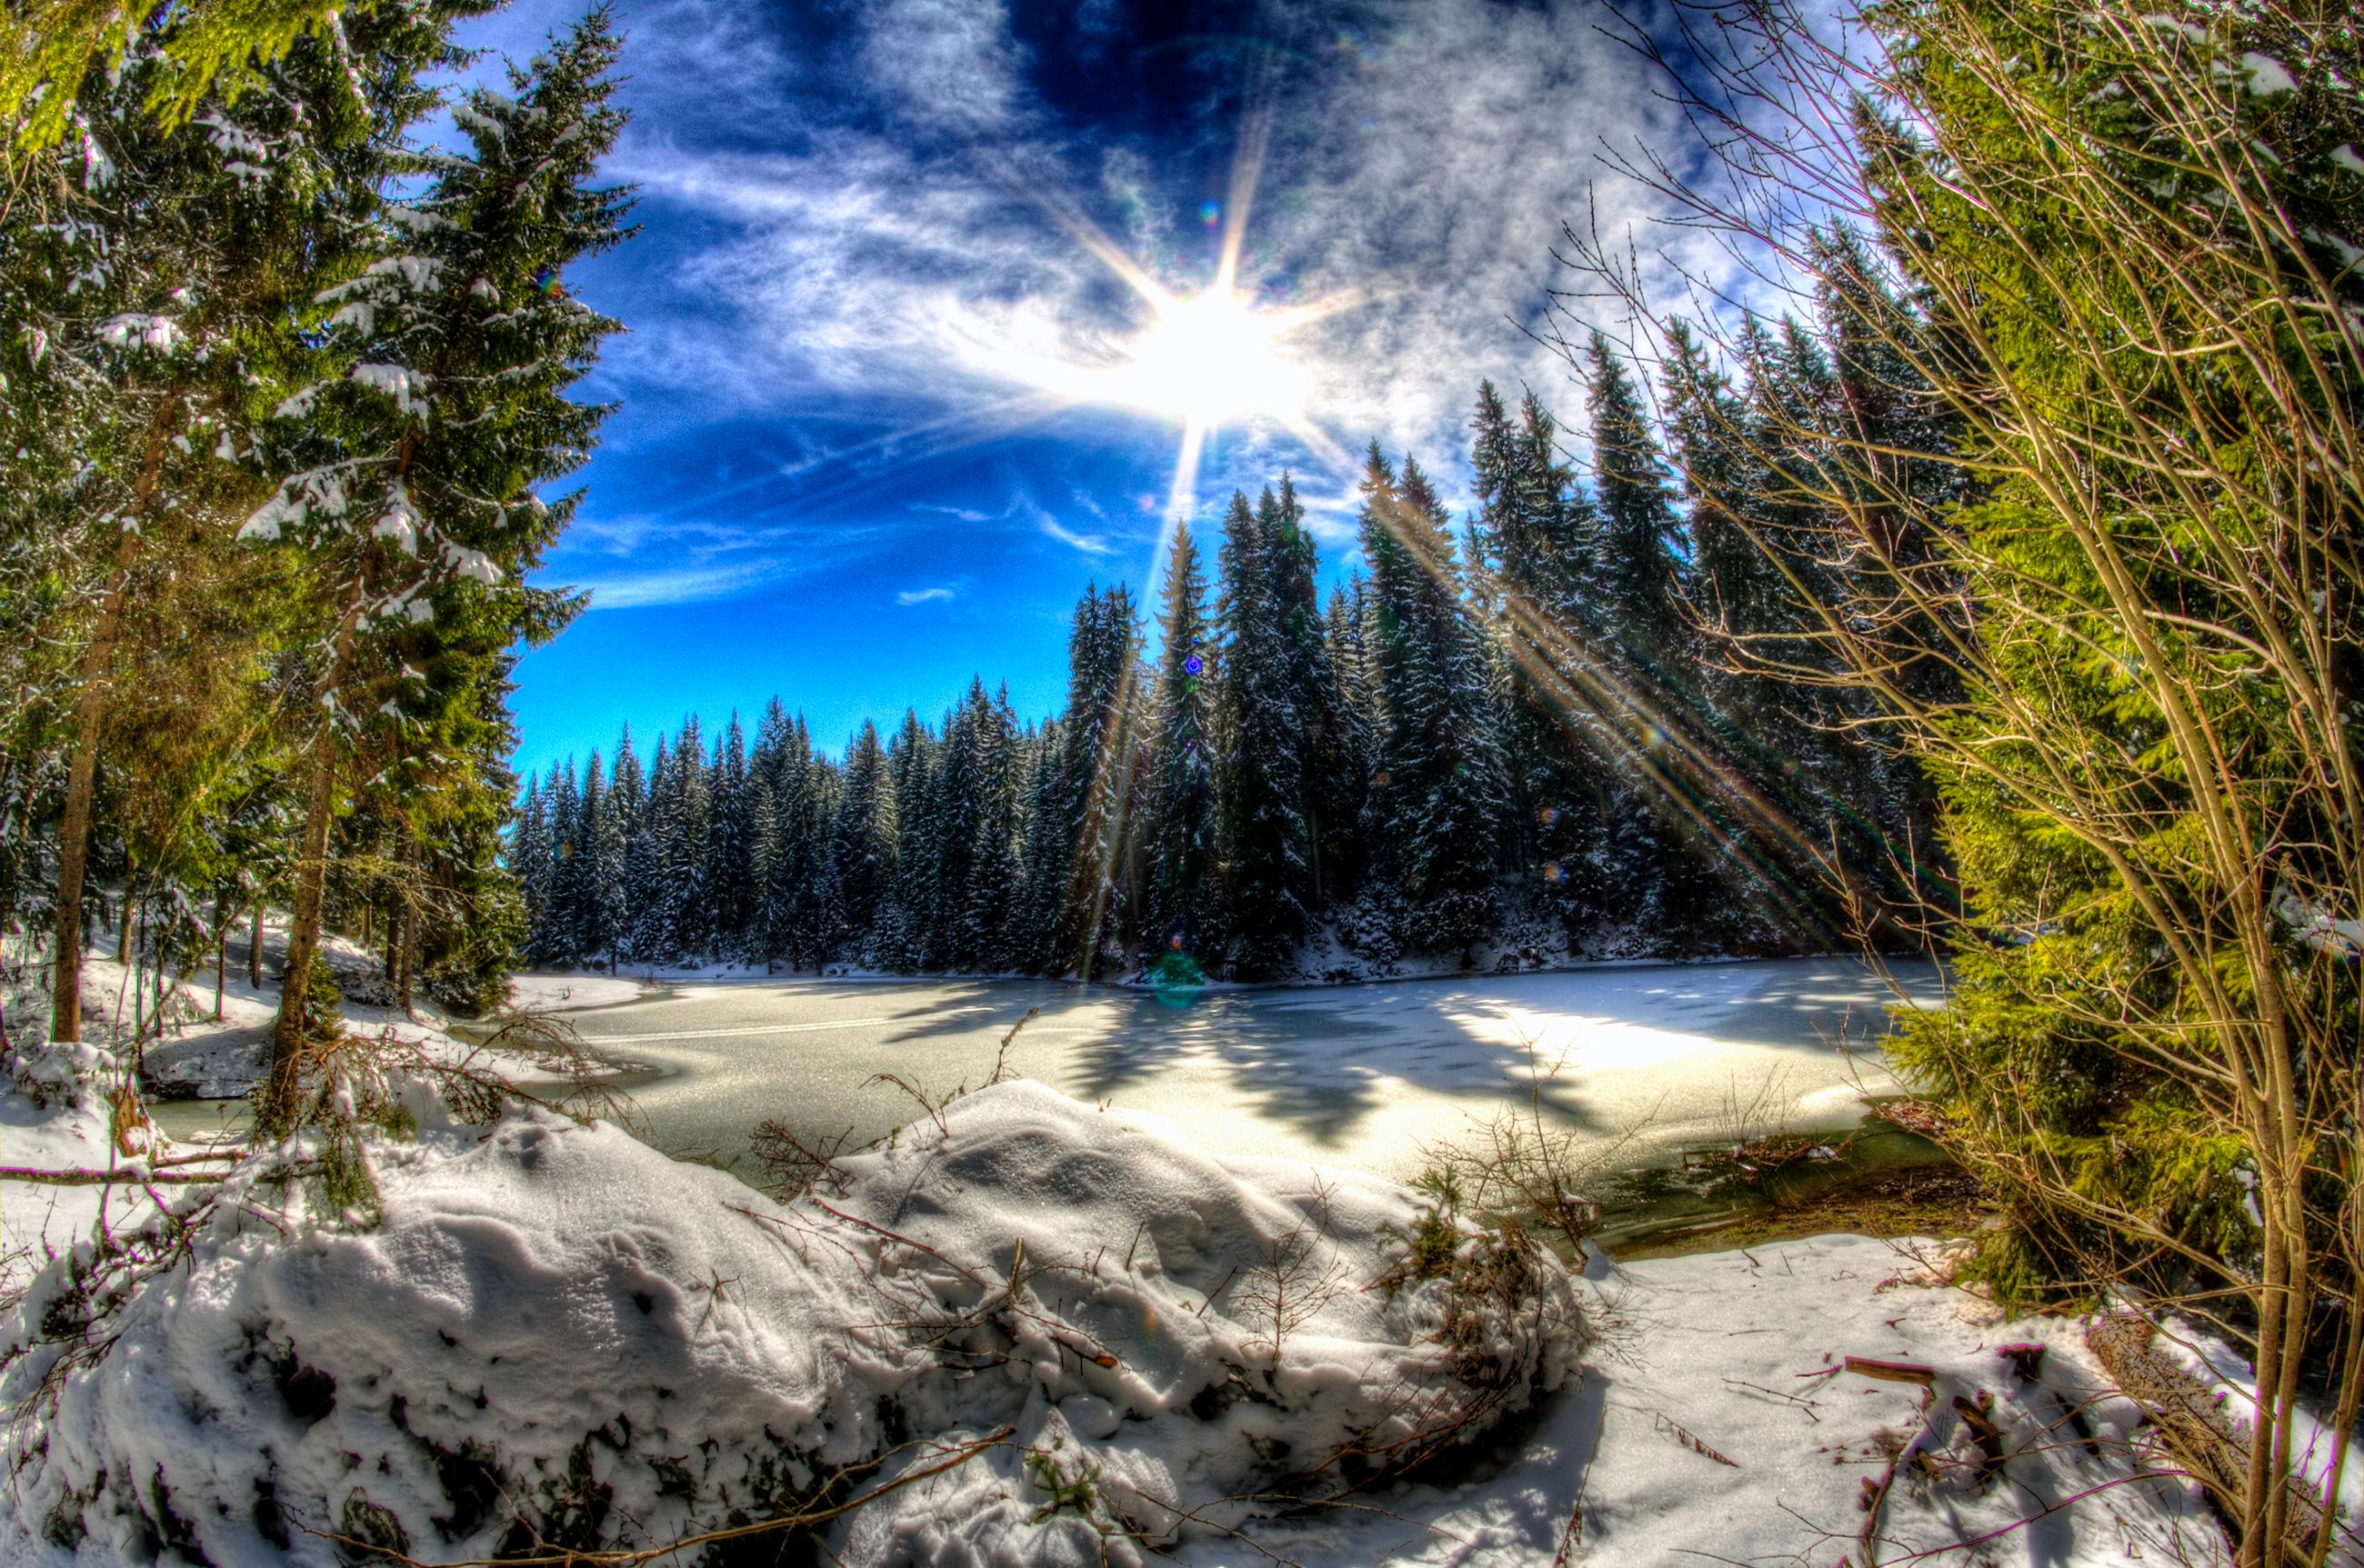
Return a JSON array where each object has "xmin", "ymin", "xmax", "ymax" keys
[
  {"xmin": 0, "ymin": 3, "xmax": 631, "ymax": 1130},
  {"xmin": 4, "ymin": 0, "xmax": 2359, "ymax": 1556},
  {"xmin": 511, "ymin": 311, "xmax": 1945, "ymax": 982}
]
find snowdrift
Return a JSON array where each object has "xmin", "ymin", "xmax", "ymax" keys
[{"xmin": 2, "ymin": 1079, "xmax": 1585, "ymax": 1565}]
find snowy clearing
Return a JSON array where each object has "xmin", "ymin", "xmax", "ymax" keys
[
  {"xmin": 1213, "ymin": 1234, "xmax": 2221, "ymax": 1566},
  {"xmin": 3, "ymin": 1077, "xmax": 1582, "ymax": 1566},
  {"xmin": 2, "ymin": 1031, "xmax": 2231, "ymax": 1568},
  {"xmin": 504, "ymin": 970, "xmax": 647, "ymax": 1011}
]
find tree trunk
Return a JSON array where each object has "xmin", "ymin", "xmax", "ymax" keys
[
  {"xmin": 249, "ymin": 900, "xmax": 265, "ymax": 988},
  {"xmin": 393, "ymin": 852, "xmax": 416, "ymax": 1016},
  {"xmin": 258, "ymin": 738, "xmax": 339, "ymax": 1136},
  {"xmin": 48, "ymin": 411, "xmax": 174, "ymax": 1045}
]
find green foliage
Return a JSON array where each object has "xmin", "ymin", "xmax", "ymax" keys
[
  {"xmin": 0, "ymin": 0, "xmax": 391, "ymax": 158},
  {"xmin": 1022, "ymin": 1442, "xmax": 1103, "ymax": 1526},
  {"xmin": 1375, "ymin": 1166, "xmax": 1466, "ymax": 1296}
]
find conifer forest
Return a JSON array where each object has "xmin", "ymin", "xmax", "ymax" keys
[{"xmin": 0, "ymin": 2, "xmax": 2359, "ymax": 1566}]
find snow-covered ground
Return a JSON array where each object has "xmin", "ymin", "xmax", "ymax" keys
[
  {"xmin": 2, "ymin": 1074, "xmax": 1584, "ymax": 1566},
  {"xmin": 0, "ymin": 940, "xmax": 2256, "ymax": 1566},
  {"xmin": 505, "ymin": 970, "xmax": 647, "ymax": 1010},
  {"xmin": 3, "ymin": 1046, "xmax": 2227, "ymax": 1564},
  {"xmin": 1, "ymin": 933, "xmax": 617, "ymax": 1287},
  {"xmin": 1214, "ymin": 1234, "xmax": 2221, "ymax": 1566}
]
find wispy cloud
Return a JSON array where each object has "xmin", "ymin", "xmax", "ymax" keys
[
  {"xmin": 590, "ymin": 0, "xmax": 1727, "ymax": 503},
  {"xmin": 576, "ymin": 561, "xmax": 796, "ymax": 610},
  {"xmin": 1037, "ymin": 515, "xmax": 1112, "ymax": 555},
  {"xmin": 1012, "ymin": 490, "xmax": 1113, "ymax": 555},
  {"xmin": 897, "ymin": 584, "xmax": 957, "ymax": 605}
]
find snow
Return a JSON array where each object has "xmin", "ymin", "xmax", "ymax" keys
[
  {"xmin": 94, "ymin": 314, "xmax": 184, "ymax": 353},
  {"xmin": 2239, "ymin": 52, "xmax": 2297, "ymax": 96},
  {"xmin": 351, "ymin": 363, "xmax": 431, "ymax": 419},
  {"xmin": 2, "ymin": 1081, "xmax": 1583, "ymax": 1566},
  {"xmin": 0, "ymin": 1039, "xmax": 164, "ymax": 1302},
  {"xmin": 1197, "ymin": 1236, "xmax": 2219, "ymax": 1567},
  {"xmin": 506, "ymin": 971, "xmax": 647, "ymax": 1010},
  {"xmin": 0, "ymin": 955, "xmax": 2260, "ymax": 1567}
]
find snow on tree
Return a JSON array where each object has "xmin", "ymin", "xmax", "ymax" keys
[{"xmin": 241, "ymin": 15, "xmax": 630, "ymax": 1128}]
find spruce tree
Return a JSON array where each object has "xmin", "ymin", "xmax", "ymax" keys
[
  {"xmin": 1145, "ymin": 524, "xmax": 1219, "ymax": 975},
  {"xmin": 607, "ymin": 726, "xmax": 647, "ymax": 961},
  {"xmin": 513, "ymin": 773, "xmax": 554, "ymax": 961},
  {"xmin": 1580, "ymin": 336, "xmax": 1707, "ymax": 946},
  {"xmin": 1469, "ymin": 383, "xmax": 1612, "ymax": 939},
  {"xmin": 575, "ymin": 751, "xmax": 616, "ymax": 966},
  {"xmin": 624, "ymin": 734, "xmax": 672, "ymax": 964},
  {"xmin": 1358, "ymin": 447, "xmax": 1508, "ymax": 959},
  {"xmin": 706, "ymin": 714, "xmax": 754, "ymax": 956},
  {"xmin": 544, "ymin": 760, "xmax": 583, "ymax": 965},
  {"xmin": 1032, "ymin": 585, "xmax": 1142, "ymax": 976},
  {"xmin": 9, "ymin": 1, "xmax": 456, "ymax": 1043},
  {"xmin": 823, "ymin": 719, "xmax": 894, "ymax": 963},
  {"xmin": 664, "ymin": 719, "xmax": 711, "ymax": 960},
  {"xmin": 1212, "ymin": 491, "xmax": 1310, "ymax": 977},
  {"xmin": 877, "ymin": 709, "xmax": 936, "ymax": 971},
  {"xmin": 246, "ymin": 14, "xmax": 630, "ymax": 1127}
]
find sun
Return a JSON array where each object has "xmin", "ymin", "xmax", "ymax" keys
[
  {"xmin": 990, "ymin": 283, "xmax": 1322, "ymax": 428},
  {"xmin": 1107, "ymin": 286, "xmax": 1314, "ymax": 425}
]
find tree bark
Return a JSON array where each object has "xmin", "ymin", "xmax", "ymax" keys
[
  {"xmin": 258, "ymin": 736, "xmax": 338, "ymax": 1136},
  {"xmin": 394, "ymin": 884, "xmax": 416, "ymax": 1015},
  {"xmin": 48, "ymin": 410, "xmax": 175, "ymax": 1044},
  {"xmin": 249, "ymin": 900, "xmax": 265, "ymax": 988}
]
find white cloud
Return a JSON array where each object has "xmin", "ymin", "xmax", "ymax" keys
[
  {"xmin": 597, "ymin": 0, "xmax": 1735, "ymax": 508},
  {"xmin": 576, "ymin": 562, "xmax": 787, "ymax": 609},
  {"xmin": 859, "ymin": 0, "xmax": 1027, "ymax": 137},
  {"xmin": 1036, "ymin": 514, "xmax": 1111, "ymax": 556},
  {"xmin": 897, "ymin": 584, "xmax": 957, "ymax": 605}
]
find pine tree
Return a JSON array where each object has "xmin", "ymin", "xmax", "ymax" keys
[
  {"xmin": 706, "ymin": 714, "xmax": 754, "ymax": 956},
  {"xmin": 1358, "ymin": 447, "xmax": 1508, "ymax": 959},
  {"xmin": 1213, "ymin": 491, "xmax": 1311, "ymax": 977},
  {"xmin": 1145, "ymin": 524, "xmax": 1219, "ymax": 975},
  {"xmin": 246, "ymin": 14, "xmax": 630, "ymax": 1127},
  {"xmin": 823, "ymin": 719, "xmax": 894, "ymax": 963}
]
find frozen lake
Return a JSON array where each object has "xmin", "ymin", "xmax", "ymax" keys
[{"xmin": 502, "ymin": 957, "xmax": 1942, "ymax": 1194}]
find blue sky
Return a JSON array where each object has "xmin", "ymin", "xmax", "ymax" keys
[{"xmin": 467, "ymin": 0, "xmax": 1718, "ymax": 783}]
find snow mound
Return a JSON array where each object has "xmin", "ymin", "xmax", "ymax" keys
[
  {"xmin": 2, "ymin": 1080, "xmax": 1584, "ymax": 1565},
  {"xmin": 7, "ymin": 1037, "xmax": 123, "ymax": 1115}
]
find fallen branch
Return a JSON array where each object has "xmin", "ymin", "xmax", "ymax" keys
[
  {"xmin": 2085, "ymin": 1315, "xmax": 2336, "ymax": 1567},
  {"xmin": 1845, "ymin": 1355, "xmax": 1938, "ymax": 1387},
  {"xmin": 0, "ymin": 1165, "xmax": 225, "ymax": 1186}
]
